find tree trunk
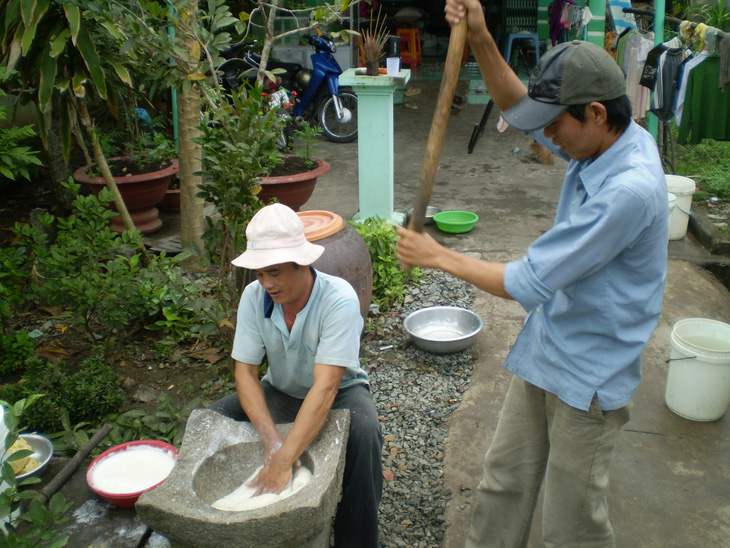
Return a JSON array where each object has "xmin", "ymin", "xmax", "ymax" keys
[
  {"xmin": 76, "ymin": 98, "xmax": 152, "ymax": 267},
  {"xmin": 45, "ymin": 108, "xmax": 75, "ymax": 214},
  {"xmin": 256, "ymin": 0, "xmax": 281, "ymax": 87},
  {"xmin": 177, "ymin": 3, "xmax": 206, "ymax": 270}
]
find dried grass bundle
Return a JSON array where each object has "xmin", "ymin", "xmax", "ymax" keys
[{"xmin": 361, "ymin": 6, "xmax": 388, "ymax": 63}]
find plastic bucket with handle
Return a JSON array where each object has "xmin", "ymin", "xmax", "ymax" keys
[
  {"xmin": 665, "ymin": 175, "xmax": 695, "ymax": 240},
  {"xmin": 665, "ymin": 318, "xmax": 730, "ymax": 421}
]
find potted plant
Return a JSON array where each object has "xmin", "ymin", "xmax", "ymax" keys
[
  {"xmin": 360, "ymin": 6, "xmax": 388, "ymax": 76},
  {"xmin": 72, "ymin": 114, "xmax": 179, "ymax": 233},
  {"xmin": 159, "ymin": 174, "xmax": 182, "ymax": 212},
  {"xmin": 259, "ymin": 121, "xmax": 331, "ymax": 211}
]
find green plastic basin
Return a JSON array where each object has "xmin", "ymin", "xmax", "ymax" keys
[{"xmin": 432, "ymin": 211, "xmax": 479, "ymax": 233}]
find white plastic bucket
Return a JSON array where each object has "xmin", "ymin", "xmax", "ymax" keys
[
  {"xmin": 665, "ymin": 318, "xmax": 730, "ymax": 421},
  {"xmin": 667, "ymin": 192, "xmax": 676, "ymax": 237},
  {"xmin": 665, "ymin": 175, "xmax": 695, "ymax": 240}
]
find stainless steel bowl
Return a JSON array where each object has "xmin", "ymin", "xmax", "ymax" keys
[
  {"xmin": 404, "ymin": 306, "xmax": 483, "ymax": 353},
  {"xmin": 406, "ymin": 206, "xmax": 442, "ymax": 226},
  {"xmin": 16, "ymin": 433, "xmax": 53, "ymax": 480}
]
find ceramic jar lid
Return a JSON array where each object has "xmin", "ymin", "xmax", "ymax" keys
[{"xmin": 297, "ymin": 210, "xmax": 344, "ymax": 242}]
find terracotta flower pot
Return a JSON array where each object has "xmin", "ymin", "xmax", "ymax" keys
[
  {"xmin": 73, "ymin": 158, "xmax": 179, "ymax": 233},
  {"xmin": 159, "ymin": 188, "xmax": 181, "ymax": 212},
  {"xmin": 258, "ymin": 157, "xmax": 331, "ymax": 212}
]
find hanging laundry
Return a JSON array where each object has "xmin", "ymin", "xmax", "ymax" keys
[
  {"xmin": 607, "ymin": 0, "xmax": 638, "ymax": 35},
  {"xmin": 704, "ymin": 26, "xmax": 722, "ymax": 54},
  {"xmin": 615, "ymin": 28, "xmax": 636, "ymax": 72},
  {"xmin": 677, "ymin": 55, "xmax": 730, "ymax": 144},
  {"xmin": 675, "ymin": 50, "xmax": 710, "ymax": 125},
  {"xmin": 606, "ymin": 30, "xmax": 620, "ymax": 59},
  {"xmin": 548, "ymin": 0, "xmax": 577, "ymax": 46},
  {"xmin": 693, "ymin": 23, "xmax": 709, "ymax": 51},
  {"xmin": 650, "ymin": 48, "xmax": 685, "ymax": 121},
  {"xmin": 719, "ymin": 33, "xmax": 730, "ymax": 88},
  {"xmin": 624, "ymin": 32, "xmax": 654, "ymax": 120},
  {"xmin": 639, "ymin": 44, "xmax": 668, "ymax": 89}
]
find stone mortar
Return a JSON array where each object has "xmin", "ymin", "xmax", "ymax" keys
[{"xmin": 136, "ymin": 409, "xmax": 350, "ymax": 548}]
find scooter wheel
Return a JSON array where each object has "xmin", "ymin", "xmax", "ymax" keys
[{"xmin": 318, "ymin": 91, "xmax": 358, "ymax": 143}]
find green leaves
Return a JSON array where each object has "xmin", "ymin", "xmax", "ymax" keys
[
  {"xmin": 351, "ymin": 217, "xmax": 421, "ymax": 311},
  {"xmin": 73, "ymin": 20, "xmax": 106, "ymax": 99}
]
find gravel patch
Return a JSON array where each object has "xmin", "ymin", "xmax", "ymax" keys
[{"xmin": 362, "ymin": 269, "xmax": 478, "ymax": 547}]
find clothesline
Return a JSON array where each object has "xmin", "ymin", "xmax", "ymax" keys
[
  {"xmin": 622, "ymin": 7, "xmax": 729, "ymax": 41},
  {"xmin": 617, "ymin": 7, "xmax": 730, "ymax": 147}
]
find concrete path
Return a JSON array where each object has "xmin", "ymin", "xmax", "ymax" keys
[{"xmin": 309, "ymin": 78, "xmax": 730, "ymax": 548}]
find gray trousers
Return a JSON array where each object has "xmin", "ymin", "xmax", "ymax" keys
[
  {"xmin": 208, "ymin": 381, "xmax": 383, "ymax": 548},
  {"xmin": 466, "ymin": 376, "xmax": 631, "ymax": 548}
]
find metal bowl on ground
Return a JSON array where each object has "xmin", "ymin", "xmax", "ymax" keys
[
  {"xmin": 406, "ymin": 206, "xmax": 442, "ymax": 226},
  {"xmin": 432, "ymin": 210, "xmax": 479, "ymax": 233},
  {"xmin": 404, "ymin": 306, "xmax": 483, "ymax": 353},
  {"xmin": 15, "ymin": 433, "xmax": 53, "ymax": 480}
]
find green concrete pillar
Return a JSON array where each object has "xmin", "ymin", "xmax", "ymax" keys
[
  {"xmin": 585, "ymin": 0, "xmax": 607, "ymax": 46},
  {"xmin": 339, "ymin": 68, "xmax": 411, "ymax": 223},
  {"xmin": 537, "ymin": 0, "xmax": 551, "ymax": 41}
]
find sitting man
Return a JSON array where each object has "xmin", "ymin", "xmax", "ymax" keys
[{"xmin": 209, "ymin": 203, "xmax": 383, "ymax": 548}]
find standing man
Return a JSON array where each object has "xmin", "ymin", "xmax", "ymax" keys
[
  {"xmin": 396, "ymin": 1, "xmax": 668, "ymax": 546},
  {"xmin": 210, "ymin": 203, "xmax": 383, "ymax": 547}
]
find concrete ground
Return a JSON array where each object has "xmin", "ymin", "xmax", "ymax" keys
[{"xmin": 307, "ymin": 76, "xmax": 730, "ymax": 547}]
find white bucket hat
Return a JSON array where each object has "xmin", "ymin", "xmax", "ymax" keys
[{"xmin": 231, "ymin": 203, "xmax": 324, "ymax": 270}]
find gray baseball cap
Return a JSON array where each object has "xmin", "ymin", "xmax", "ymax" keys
[{"xmin": 502, "ymin": 40, "xmax": 626, "ymax": 132}]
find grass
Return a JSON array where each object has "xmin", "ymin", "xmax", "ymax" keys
[{"xmin": 674, "ymin": 138, "xmax": 730, "ymax": 200}]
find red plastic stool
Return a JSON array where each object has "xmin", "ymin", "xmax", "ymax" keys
[{"xmin": 397, "ymin": 28, "xmax": 422, "ymax": 67}]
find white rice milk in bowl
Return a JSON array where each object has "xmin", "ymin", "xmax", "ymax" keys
[{"xmin": 87, "ymin": 440, "xmax": 178, "ymax": 507}]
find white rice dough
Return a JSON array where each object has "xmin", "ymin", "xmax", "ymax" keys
[
  {"xmin": 90, "ymin": 446, "xmax": 176, "ymax": 494},
  {"xmin": 212, "ymin": 465, "xmax": 312, "ymax": 512}
]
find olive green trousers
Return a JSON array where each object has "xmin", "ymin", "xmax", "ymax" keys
[{"xmin": 466, "ymin": 376, "xmax": 631, "ymax": 548}]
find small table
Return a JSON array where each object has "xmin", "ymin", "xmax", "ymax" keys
[{"xmin": 339, "ymin": 68, "xmax": 411, "ymax": 223}]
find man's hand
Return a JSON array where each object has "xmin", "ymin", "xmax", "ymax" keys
[
  {"xmin": 248, "ymin": 449, "xmax": 295, "ymax": 496},
  {"xmin": 395, "ymin": 226, "xmax": 446, "ymax": 270},
  {"xmin": 445, "ymin": 0, "xmax": 491, "ymax": 45}
]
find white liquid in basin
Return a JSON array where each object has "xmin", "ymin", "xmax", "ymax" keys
[
  {"xmin": 90, "ymin": 446, "xmax": 176, "ymax": 494},
  {"xmin": 212, "ymin": 465, "xmax": 312, "ymax": 512},
  {"xmin": 417, "ymin": 325, "xmax": 464, "ymax": 340}
]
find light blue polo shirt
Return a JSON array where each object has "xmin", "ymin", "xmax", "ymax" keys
[
  {"xmin": 504, "ymin": 121, "xmax": 668, "ymax": 411},
  {"xmin": 232, "ymin": 269, "xmax": 368, "ymax": 399}
]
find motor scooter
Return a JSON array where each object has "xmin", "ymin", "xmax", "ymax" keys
[
  {"xmin": 217, "ymin": 44, "xmax": 295, "ymax": 150},
  {"xmin": 242, "ymin": 35, "xmax": 358, "ymax": 143}
]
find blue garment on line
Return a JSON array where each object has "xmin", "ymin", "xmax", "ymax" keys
[{"xmin": 504, "ymin": 121, "xmax": 668, "ymax": 411}]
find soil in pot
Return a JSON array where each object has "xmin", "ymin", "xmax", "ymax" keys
[{"xmin": 259, "ymin": 156, "xmax": 330, "ymax": 212}]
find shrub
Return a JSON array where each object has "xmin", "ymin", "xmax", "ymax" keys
[
  {"xmin": 0, "ymin": 68, "xmax": 43, "ymax": 182},
  {"xmin": 0, "ymin": 348, "xmax": 126, "ymax": 432},
  {"xmin": 351, "ymin": 217, "xmax": 421, "ymax": 311},
  {"xmin": 0, "ymin": 330, "xmax": 37, "ymax": 375},
  {"xmin": 28, "ymin": 180, "xmax": 150, "ymax": 338}
]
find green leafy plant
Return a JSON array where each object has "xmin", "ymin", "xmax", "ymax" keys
[
  {"xmin": 0, "ymin": 396, "xmax": 73, "ymax": 546},
  {"xmin": 0, "ymin": 227, "xmax": 37, "ymax": 334},
  {"xmin": 142, "ymin": 261, "xmax": 228, "ymax": 344},
  {"xmin": 0, "ymin": 69, "xmax": 43, "ymax": 183},
  {"xmin": 351, "ymin": 217, "xmax": 421, "ymax": 311},
  {"xmin": 194, "ymin": 84, "xmax": 285, "ymax": 306},
  {"xmin": 27, "ymin": 180, "xmax": 151, "ymax": 339},
  {"xmin": 103, "ymin": 394, "xmax": 201, "ymax": 452},
  {"xmin": 0, "ymin": 348, "xmax": 126, "ymax": 432},
  {"xmin": 675, "ymin": 139, "xmax": 730, "ymax": 199},
  {"xmin": 292, "ymin": 122, "xmax": 323, "ymax": 170},
  {"xmin": 0, "ymin": 331, "xmax": 37, "ymax": 375},
  {"xmin": 684, "ymin": 0, "xmax": 730, "ymax": 31}
]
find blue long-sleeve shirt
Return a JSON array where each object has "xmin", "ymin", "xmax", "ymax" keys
[{"xmin": 504, "ymin": 121, "xmax": 668, "ymax": 411}]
